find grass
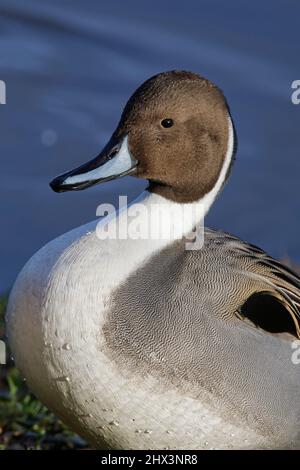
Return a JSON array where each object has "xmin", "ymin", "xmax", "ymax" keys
[{"xmin": 0, "ymin": 296, "xmax": 88, "ymax": 450}]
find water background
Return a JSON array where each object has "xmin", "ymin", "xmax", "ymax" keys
[{"xmin": 0, "ymin": 0, "xmax": 300, "ymax": 292}]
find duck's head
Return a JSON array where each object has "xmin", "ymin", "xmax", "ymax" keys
[{"xmin": 50, "ymin": 70, "xmax": 237, "ymax": 203}]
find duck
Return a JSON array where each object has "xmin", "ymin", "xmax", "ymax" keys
[{"xmin": 6, "ymin": 70, "xmax": 300, "ymax": 450}]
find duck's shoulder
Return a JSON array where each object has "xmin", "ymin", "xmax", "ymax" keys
[
  {"xmin": 160, "ymin": 227, "xmax": 300, "ymax": 338},
  {"xmin": 171, "ymin": 227, "xmax": 299, "ymax": 283}
]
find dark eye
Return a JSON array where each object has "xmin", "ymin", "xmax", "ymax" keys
[{"xmin": 161, "ymin": 118, "xmax": 174, "ymax": 128}]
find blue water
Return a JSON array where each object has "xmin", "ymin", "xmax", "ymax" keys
[{"xmin": 0, "ymin": 0, "xmax": 300, "ymax": 292}]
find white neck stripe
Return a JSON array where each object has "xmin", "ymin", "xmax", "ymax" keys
[{"xmin": 198, "ymin": 115, "xmax": 235, "ymax": 217}]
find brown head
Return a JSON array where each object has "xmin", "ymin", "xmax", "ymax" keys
[{"xmin": 50, "ymin": 71, "xmax": 237, "ymax": 204}]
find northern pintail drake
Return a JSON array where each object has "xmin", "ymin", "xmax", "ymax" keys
[{"xmin": 6, "ymin": 71, "xmax": 300, "ymax": 449}]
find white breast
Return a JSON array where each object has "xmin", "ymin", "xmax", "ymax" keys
[{"xmin": 6, "ymin": 192, "xmax": 268, "ymax": 449}]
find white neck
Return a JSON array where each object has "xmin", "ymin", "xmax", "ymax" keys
[{"xmin": 96, "ymin": 190, "xmax": 206, "ymax": 248}]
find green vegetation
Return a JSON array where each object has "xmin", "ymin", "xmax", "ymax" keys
[{"xmin": 0, "ymin": 296, "xmax": 87, "ymax": 450}]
